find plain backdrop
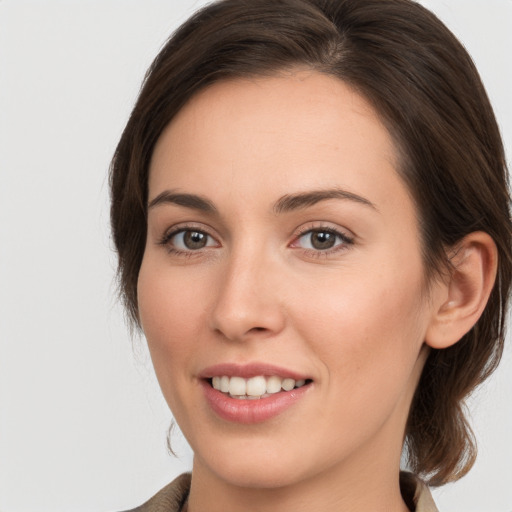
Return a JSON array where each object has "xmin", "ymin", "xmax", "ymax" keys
[{"xmin": 0, "ymin": 1, "xmax": 510, "ymax": 511}]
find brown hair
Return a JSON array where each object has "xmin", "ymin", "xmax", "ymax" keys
[{"xmin": 110, "ymin": 0, "xmax": 512, "ymax": 486}]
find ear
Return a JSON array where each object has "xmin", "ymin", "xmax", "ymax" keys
[{"xmin": 425, "ymin": 231, "xmax": 498, "ymax": 349}]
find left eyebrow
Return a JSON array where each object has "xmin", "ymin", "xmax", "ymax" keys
[
  {"xmin": 148, "ymin": 191, "xmax": 217, "ymax": 214},
  {"xmin": 273, "ymin": 188, "xmax": 377, "ymax": 214}
]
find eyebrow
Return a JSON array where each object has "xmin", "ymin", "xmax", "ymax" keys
[
  {"xmin": 273, "ymin": 188, "xmax": 377, "ymax": 214},
  {"xmin": 148, "ymin": 187, "xmax": 377, "ymax": 215},
  {"xmin": 148, "ymin": 191, "xmax": 217, "ymax": 213}
]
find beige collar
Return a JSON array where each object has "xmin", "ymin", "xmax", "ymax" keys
[{"xmin": 400, "ymin": 472, "xmax": 439, "ymax": 512}]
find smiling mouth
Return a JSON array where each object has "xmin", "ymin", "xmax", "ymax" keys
[{"xmin": 209, "ymin": 375, "xmax": 312, "ymax": 399}]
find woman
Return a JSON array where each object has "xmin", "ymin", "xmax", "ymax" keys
[{"xmin": 110, "ymin": 0, "xmax": 511, "ymax": 510}]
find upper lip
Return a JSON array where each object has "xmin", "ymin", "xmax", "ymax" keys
[{"xmin": 199, "ymin": 362, "xmax": 311, "ymax": 381}]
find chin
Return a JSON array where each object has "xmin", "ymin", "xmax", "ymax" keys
[
  {"xmin": 191, "ymin": 432, "xmax": 335, "ymax": 492},
  {"xmin": 210, "ymin": 461, "xmax": 305, "ymax": 490}
]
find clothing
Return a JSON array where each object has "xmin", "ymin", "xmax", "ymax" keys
[
  {"xmin": 400, "ymin": 472, "xmax": 439, "ymax": 512},
  {"xmin": 121, "ymin": 471, "xmax": 438, "ymax": 512},
  {"xmin": 120, "ymin": 473, "xmax": 190, "ymax": 512}
]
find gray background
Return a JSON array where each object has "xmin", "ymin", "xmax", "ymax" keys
[{"xmin": 0, "ymin": 1, "xmax": 510, "ymax": 510}]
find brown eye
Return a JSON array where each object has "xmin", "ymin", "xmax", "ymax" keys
[
  {"xmin": 309, "ymin": 231, "xmax": 337, "ymax": 250},
  {"xmin": 169, "ymin": 229, "xmax": 217, "ymax": 251},
  {"xmin": 293, "ymin": 228, "xmax": 353, "ymax": 252},
  {"xmin": 183, "ymin": 231, "xmax": 208, "ymax": 249}
]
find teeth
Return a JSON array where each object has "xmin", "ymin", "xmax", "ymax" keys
[
  {"xmin": 229, "ymin": 376, "xmax": 246, "ymax": 396},
  {"xmin": 211, "ymin": 375, "xmax": 308, "ymax": 398},
  {"xmin": 281, "ymin": 378, "xmax": 295, "ymax": 391},
  {"xmin": 220, "ymin": 375, "xmax": 230, "ymax": 393},
  {"xmin": 266, "ymin": 375, "xmax": 282, "ymax": 394},
  {"xmin": 246, "ymin": 376, "xmax": 267, "ymax": 396}
]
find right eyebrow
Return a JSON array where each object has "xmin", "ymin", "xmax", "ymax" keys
[
  {"xmin": 273, "ymin": 187, "xmax": 377, "ymax": 214},
  {"xmin": 148, "ymin": 190, "xmax": 217, "ymax": 214}
]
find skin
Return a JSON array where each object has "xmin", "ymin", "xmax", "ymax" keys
[{"xmin": 138, "ymin": 70, "xmax": 449, "ymax": 512}]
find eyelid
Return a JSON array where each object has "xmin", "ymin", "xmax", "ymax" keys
[
  {"xmin": 292, "ymin": 222, "xmax": 354, "ymax": 241},
  {"xmin": 158, "ymin": 222, "xmax": 221, "ymax": 253},
  {"xmin": 289, "ymin": 223, "xmax": 355, "ymax": 254},
  {"xmin": 160, "ymin": 221, "xmax": 217, "ymax": 239}
]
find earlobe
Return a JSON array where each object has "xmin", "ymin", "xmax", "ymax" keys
[{"xmin": 425, "ymin": 232, "xmax": 498, "ymax": 350}]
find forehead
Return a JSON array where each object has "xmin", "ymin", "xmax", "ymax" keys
[{"xmin": 149, "ymin": 71, "xmax": 411, "ymax": 218}]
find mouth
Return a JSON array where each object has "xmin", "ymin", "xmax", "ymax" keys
[
  {"xmin": 208, "ymin": 375, "xmax": 312, "ymax": 400},
  {"xmin": 200, "ymin": 363, "xmax": 313, "ymax": 422}
]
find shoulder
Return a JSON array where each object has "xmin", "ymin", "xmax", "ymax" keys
[
  {"xmin": 400, "ymin": 472, "xmax": 439, "ymax": 512},
  {"xmin": 118, "ymin": 473, "xmax": 191, "ymax": 512}
]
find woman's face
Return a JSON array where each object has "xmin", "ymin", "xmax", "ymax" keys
[{"xmin": 138, "ymin": 71, "xmax": 440, "ymax": 489}]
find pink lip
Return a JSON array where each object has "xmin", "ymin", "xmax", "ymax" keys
[
  {"xmin": 199, "ymin": 363, "xmax": 313, "ymax": 424},
  {"xmin": 199, "ymin": 362, "xmax": 310, "ymax": 380},
  {"xmin": 201, "ymin": 380, "xmax": 311, "ymax": 424}
]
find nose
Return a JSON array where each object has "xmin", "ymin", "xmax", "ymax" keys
[{"xmin": 210, "ymin": 247, "xmax": 286, "ymax": 342}]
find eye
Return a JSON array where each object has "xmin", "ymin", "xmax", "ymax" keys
[
  {"xmin": 165, "ymin": 229, "xmax": 218, "ymax": 251},
  {"xmin": 292, "ymin": 228, "xmax": 353, "ymax": 252}
]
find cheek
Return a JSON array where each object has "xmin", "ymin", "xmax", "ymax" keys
[
  {"xmin": 295, "ymin": 277, "xmax": 427, "ymax": 459},
  {"xmin": 294, "ymin": 257, "xmax": 428, "ymax": 393},
  {"xmin": 137, "ymin": 257, "xmax": 207, "ymax": 391}
]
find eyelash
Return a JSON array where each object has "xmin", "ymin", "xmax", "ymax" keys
[
  {"xmin": 157, "ymin": 224, "xmax": 354, "ymax": 258},
  {"xmin": 290, "ymin": 226, "xmax": 354, "ymax": 257},
  {"xmin": 158, "ymin": 224, "xmax": 218, "ymax": 257}
]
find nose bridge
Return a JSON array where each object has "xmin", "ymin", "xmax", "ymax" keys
[{"xmin": 210, "ymin": 240, "xmax": 285, "ymax": 341}]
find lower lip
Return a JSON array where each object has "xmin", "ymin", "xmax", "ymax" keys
[{"xmin": 201, "ymin": 380, "xmax": 311, "ymax": 424}]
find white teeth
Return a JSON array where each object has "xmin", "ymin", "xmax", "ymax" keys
[
  {"xmin": 266, "ymin": 375, "xmax": 282, "ymax": 394},
  {"xmin": 281, "ymin": 378, "xmax": 295, "ymax": 391},
  {"xmin": 229, "ymin": 376, "xmax": 246, "ymax": 396},
  {"xmin": 220, "ymin": 375, "xmax": 230, "ymax": 393},
  {"xmin": 210, "ymin": 375, "xmax": 308, "ymax": 398},
  {"xmin": 246, "ymin": 376, "xmax": 267, "ymax": 396}
]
